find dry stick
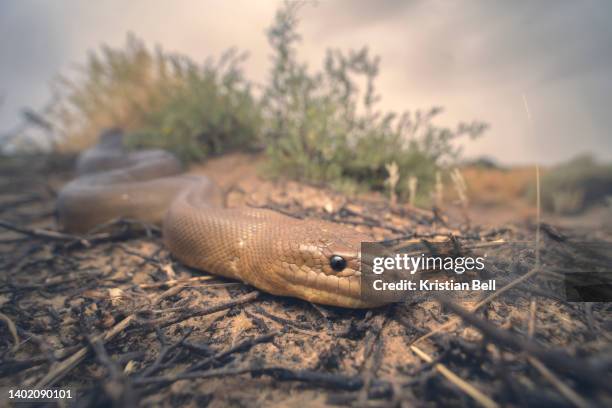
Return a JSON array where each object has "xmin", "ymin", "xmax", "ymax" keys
[
  {"xmin": 35, "ymin": 309, "xmax": 135, "ymax": 388},
  {"xmin": 526, "ymin": 356, "xmax": 591, "ymax": 408},
  {"xmin": 138, "ymin": 275, "xmax": 216, "ymax": 289},
  {"xmin": 527, "ymin": 298, "xmax": 537, "ymax": 339},
  {"xmin": 418, "ymin": 167, "xmax": 591, "ymax": 407},
  {"xmin": 134, "ymin": 366, "xmax": 372, "ymax": 390},
  {"xmin": 411, "ymin": 345, "xmax": 499, "ymax": 408},
  {"xmin": 535, "ymin": 165, "xmax": 541, "ymax": 269},
  {"xmin": 0, "ymin": 311, "xmax": 20, "ymax": 352},
  {"xmin": 137, "ymin": 328, "xmax": 194, "ymax": 379},
  {"xmin": 357, "ymin": 314, "xmax": 388, "ymax": 405},
  {"xmin": 0, "ymin": 220, "xmax": 80, "ymax": 241},
  {"xmin": 0, "ymin": 219, "xmax": 147, "ymax": 248},
  {"xmin": 0, "ymin": 194, "xmax": 43, "ymax": 212},
  {"xmin": 116, "ymin": 243, "xmax": 162, "ymax": 264},
  {"xmin": 34, "ymin": 286, "xmax": 257, "ymax": 388},
  {"xmin": 87, "ymin": 336, "xmax": 136, "ymax": 406},
  {"xmin": 34, "ymin": 285, "xmax": 187, "ymax": 388},
  {"xmin": 406, "ymin": 170, "xmax": 544, "ymax": 408},
  {"xmin": 411, "ymin": 266, "xmax": 541, "ymax": 345},
  {"xmin": 523, "ymin": 172, "xmax": 591, "ymax": 408},
  {"xmin": 133, "ymin": 366, "xmax": 262, "ymax": 385},
  {"xmin": 156, "ymin": 291, "xmax": 260, "ymax": 329},
  {"xmin": 439, "ymin": 299, "xmax": 610, "ymax": 390},
  {"xmin": 412, "ymin": 167, "xmax": 543, "ymax": 345},
  {"xmin": 0, "ymin": 219, "xmax": 115, "ymax": 247},
  {"xmin": 186, "ymin": 331, "xmax": 278, "ymax": 373}
]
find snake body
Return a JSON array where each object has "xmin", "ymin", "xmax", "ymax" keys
[{"xmin": 57, "ymin": 130, "xmax": 382, "ymax": 308}]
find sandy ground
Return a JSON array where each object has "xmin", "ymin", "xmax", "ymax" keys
[{"xmin": 0, "ymin": 153, "xmax": 610, "ymax": 407}]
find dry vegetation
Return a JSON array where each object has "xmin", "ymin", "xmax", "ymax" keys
[{"xmin": 457, "ymin": 166, "xmax": 535, "ymax": 208}]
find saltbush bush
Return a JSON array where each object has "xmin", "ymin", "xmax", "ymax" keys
[
  {"xmin": 261, "ymin": 2, "xmax": 487, "ymax": 199},
  {"xmin": 535, "ymin": 154, "xmax": 612, "ymax": 214},
  {"xmin": 52, "ymin": 34, "xmax": 261, "ymax": 161}
]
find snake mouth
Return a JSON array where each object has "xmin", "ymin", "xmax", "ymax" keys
[
  {"xmin": 282, "ymin": 267, "xmax": 362, "ymax": 301},
  {"xmin": 278, "ymin": 267, "xmax": 389, "ymax": 308}
]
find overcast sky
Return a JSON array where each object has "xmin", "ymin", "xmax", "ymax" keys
[{"xmin": 1, "ymin": 0, "xmax": 610, "ymax": 164}]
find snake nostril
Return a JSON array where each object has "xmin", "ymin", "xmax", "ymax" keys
[{"xmin": 329, "ymin": 255, "xmax": 347, "ymax": 272}]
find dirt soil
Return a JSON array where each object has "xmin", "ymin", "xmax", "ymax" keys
[{"xmin": 0, "ymin": 153, "xmax": 611, "ymax": 407}]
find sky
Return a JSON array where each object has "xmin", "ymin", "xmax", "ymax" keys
[{"xmin": 0, "ymin": 0, "xmax": 610, "ymax": 165}]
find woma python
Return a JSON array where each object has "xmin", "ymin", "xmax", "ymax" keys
[{"xmin": 57, "ymin": 130, "xmax": 385, "ymax": 308}]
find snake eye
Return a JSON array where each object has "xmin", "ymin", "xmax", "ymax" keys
[{"xmin": 329, "ymin": 255, "xmax": 347, "ymax": 272}]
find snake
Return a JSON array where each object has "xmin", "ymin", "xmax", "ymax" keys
[{"xmin": 57, "ymin": 129, "xmax": 384, "ymax": 308}]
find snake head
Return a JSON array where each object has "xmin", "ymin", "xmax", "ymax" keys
[{"xmin": 270, "ymin": 220, "xmax": 383, "ymax": 308}]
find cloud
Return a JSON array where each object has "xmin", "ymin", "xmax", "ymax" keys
[
  {"xmin": 299, "ymin": 0, "xmax": 612, "ymax": 164},
  {"xmin": 0, "ymin": 3, "xmax": 63, "ymax": 127}
]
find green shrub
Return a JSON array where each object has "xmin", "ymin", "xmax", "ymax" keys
[
  {"xmin": 535, "ymin": 154, "xmax": 612, "ymax": 214},
  {"xmin": 126, "ymin": 49, "xmax": 262, "ymax": 162},
  {"xmin": 51, "ymin": 34, "xmax": 262, "ymax": 161},
  {"xmin": 261, "ymin": 2, "xmax": 487, "ymax": 199},
  {"xmin": 51, "ymin": 3, "xmax": 488, "ymax": 203}
]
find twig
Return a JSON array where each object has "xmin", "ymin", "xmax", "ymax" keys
[
  {"xmin": 525, "ymin": 293, "xmax": 589, "ymax": 408},
  {"xmin": 411, "ymin": 266, "xmax": 541, "ymax": 345},
  {"xmin": 438, "ymin": 297, "xmax": 610, "ymax": 389},
  {"xmin": 138, "ymin": 275, "xmax": 215, "ymax": 289},
  {"xmin": 0, "ymin": 194, "xmax": 44, "ymax": 213},
  {"xmin": 0, "ymin": 312, "xmax": 20, "ymax": 352},
  {"xmin": 527, "ymin": 356, "xmax": 591, "ymax": 408},
  {"xmin": 535, "ymin": 165, "xmax": 541, "ymax": 269},
  {"xmin": 153, "ymin": 291, "xmax": 260, "ymax": 329},
  {"xmin": 473, "ymin": 267, "xmax": 540, "ymax": 311},
  {"xmin": 0, "ymin": 218, "xmax": 158, "ymax": 249},
  {"xmin": 411, "ymin": 345, "xmax": 499, "ymax": 408},
  {"xmin": 1, "ymin": 357, "xmax": 50, "ymax": 377},
  {"xmin": 358, "ymin": 313, "xmax": 388, "ymax": 404},
  {"xmin": 116, "ymin": 244, "xmax": 162, "ymax": 264},
  {"xmin": 133, "ymin": 366, "xmax": 388, "ymax": 392},
  {"xmin": 251, "ymin": 306, "xmax": 315, "ymax": 331},
  {"xmin": 88, "ymin": 336, "xmax": 136, "ymax": 406},
  {"xmin": 137, "ymin": 328, "xmax": 193, "ymax": 378},
  {"xmin": 35, "ymin": 314, "xmax": 135, "ymax": 388},
  {"xmin": 0, "ymin": 219, "xmax": 124, "ymax": 248},
  {"xmin": 34, "ymin": 285, "xmax": 189, "ymax": 388},
  {"xmin": 0, "ymin": 220, "xmax": 81, "ymax": 242},
  {"xmin": 187, "ymin": 331, "xmax": 278, "ymax": 372},
  {"xmin": 133, "ymin": 366, "xmax": 258, "ymax": 385},
  {"xmin": 527, "ymin": 298, "xmax": 537, "ymax": 339}
]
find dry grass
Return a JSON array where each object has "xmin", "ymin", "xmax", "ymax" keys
[{"xmin": 456, "ymin": 165, "xmax": 536, "ymax": 207}]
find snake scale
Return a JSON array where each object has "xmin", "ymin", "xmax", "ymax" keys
[{"xmin": 57, "ymin": 130, "xmax": 384, "ymax": 308}]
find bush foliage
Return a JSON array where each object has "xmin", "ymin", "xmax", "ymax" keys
[
  {"xmin": 52, "ymin": 34, "xmax": 261, "ymax": 161},
  {"xmin": 52, "ymin": 2, "xmax": 488, "ymax": 201},
  {"xmin": 535, "ymin": 154, "xmax": 612, "ymax": 214},
  {"xmin": 261, "ymin": 2, "xmax": 487, "ymax": 198},
  {"xmin": 126, "ymin": 49, "xmax": 262, "ymax": 162}
]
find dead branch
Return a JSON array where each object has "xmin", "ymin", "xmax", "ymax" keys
[{"xmin": 438, "ymin": 297, "xmax": 611, "ymax": 390}]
